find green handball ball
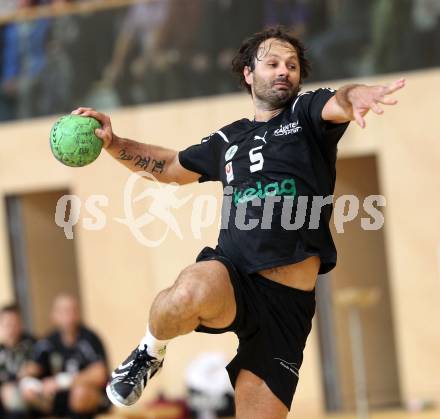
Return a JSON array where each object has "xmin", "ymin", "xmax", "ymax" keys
[{"xmin": 50, "ymin": 115, "xmax": 103, "ymax": 167}]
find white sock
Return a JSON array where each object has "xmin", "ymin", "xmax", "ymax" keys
[{"xmin": 138, "ymin": 326, "xmax": 169, "ymax": 359}]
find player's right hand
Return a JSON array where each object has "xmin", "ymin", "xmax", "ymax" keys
[{"xmin": 71, "ymin": 107, "xmax": 115, "ymax": 149}]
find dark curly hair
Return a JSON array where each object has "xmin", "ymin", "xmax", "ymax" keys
[{"xmin": 232, "ymin": 26, "xmax": 311, "ymax": 95}]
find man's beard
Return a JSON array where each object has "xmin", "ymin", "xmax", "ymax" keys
[{"xmin": 253, "ymin": 76, "xmax": 300, "ymax": 109}]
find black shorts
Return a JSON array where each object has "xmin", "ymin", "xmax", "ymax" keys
[{"xmin": 195, "ymin": 246, "xmax": 316, "ymax": 410}]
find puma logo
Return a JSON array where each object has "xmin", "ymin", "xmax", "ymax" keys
[{"xmin": 253, "ymin": 131, "xmax": 267, "ymax": 144}]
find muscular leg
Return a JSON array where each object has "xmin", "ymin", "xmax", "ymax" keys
[
  {"xmin": 106, "ymin": 260, "xmax": 238, "ymax": 407},
  {"xmin": 235, "ymin": 370, "xmax": 288, "ymax": 419},
  {"xmin": 149, "ymin": 260, "xmax": 237, "ymax": 339}
]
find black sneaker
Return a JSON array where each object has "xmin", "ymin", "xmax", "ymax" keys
[{"xmin": 106, "ymin": 345, "xmax": 164, "ymax": 407}]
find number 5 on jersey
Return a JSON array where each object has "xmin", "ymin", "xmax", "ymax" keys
[{"xmin": 249, "ymin": 146, "xmax": 264, "ymax": 173}]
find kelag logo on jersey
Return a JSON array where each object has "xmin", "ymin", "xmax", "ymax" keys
[{"xmin": 233, "ymin": 178, "xmax": 296, "ymax": 205}]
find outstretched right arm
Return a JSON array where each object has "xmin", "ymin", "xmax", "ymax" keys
[{"xmin": 71, "ymin": 107, "xmax": 200, "ymax": 185}]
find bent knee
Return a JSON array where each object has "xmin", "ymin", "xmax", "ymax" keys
[
  {"xmin": 174, "ymin": 261, "xmax": 236, "ymax": 326},
  {"xmin": 173, "ymin": 261, "xmax": 230, "ymax": 302}
]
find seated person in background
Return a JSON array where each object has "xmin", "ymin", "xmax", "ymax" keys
[
  {"xmin": 21, "ymin": 294, "xmax": 108, "ymax": 419},
  {"xmin": 0, "ymin": 304, "xmax": 36, "ymax": 419}
]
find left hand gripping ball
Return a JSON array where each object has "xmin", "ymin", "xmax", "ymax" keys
[{"xmin": 50, "ymin": 115, "xmax": 103, "ymax": 167}]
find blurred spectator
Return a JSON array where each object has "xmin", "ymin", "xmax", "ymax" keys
[
  {"xmin": 38, "ymin": 0, "xmax": 78, "ymax": 115},
  {"xmin": 101, "ymin": 0, "xmax": 171, "ymax": 105},
  {"xmin": 194, "ymin": 0, "xmax": 262, "ymax": 95},
  {"xmin": 0, "ymin": 0, "xmax": 18, "ymax": 121},
  {"xmin": 150, "ymin": 0, "xmax": 203, "ymax": 101},
  {"xmin": 364, "ymin": 0, "xmax": 406, "ymax": 74},
  {"xmin": 72, "ymin": 4, "xmax": 120, "ymax": 108},
  {"xmin": 411, "ymin": 0, "xmax": 440, "ymax": 67},
  {"xmin": 21, "ymin": 294, "xmax": 109, "ymax": 419},
  {"xmin": 0, "ymin": 0, "xmax": 438, "ymax": 121},
  {"xmin": 0, "ymin": 0, "xmax": 50, "ymax": 120},
  {"xmin": 413, "ymin": 0, "xmax": 440, "ymax": 31},
  {"xmin": 307, "ymin": 0, "xmax": 372, "ymax": 80},
  {"xmin": 264, "ymin": 0, "xmax": 311, "ymax": 37},
  {"xmin": 0, "ymin": 304, "xmax": 36, "ymax": 419}
]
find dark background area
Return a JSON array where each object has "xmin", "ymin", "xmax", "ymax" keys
[{"xmin": 0, "ymin": 0, "xmax": 438, "ymax": 121}]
